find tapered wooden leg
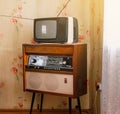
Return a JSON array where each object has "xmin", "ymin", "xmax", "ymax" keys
[
  {"xmin": 39, "ymin": 93, "xmax": 44, "ymax": 112},
  {"xmin": 77, "ymin": 97, "xmax": 82, "ymax": 114},
  {"xmin": 30, "ymin": 92, "xmax": 36, "ymax": 114},
  {"xmin": 68, "ymin": 97, "xmax": 72, "ymax": 114}
]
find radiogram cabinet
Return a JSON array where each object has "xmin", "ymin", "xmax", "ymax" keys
[{"xmin": 22, "ymin": 43, "xmax": 87, "ymax": 98}]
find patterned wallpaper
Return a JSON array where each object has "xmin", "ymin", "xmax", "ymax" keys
[
  {"xmin": 0, "ymin": 1, "xmax": 103, "ymax": 114},
  {"xmin": 0, "ymin": 0, "xmax": 36, "ymax": 109}
]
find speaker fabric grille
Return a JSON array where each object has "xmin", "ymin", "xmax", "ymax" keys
[{"xmin": 26, "ymin": 72, "xmax": 73, "ymax": 95}]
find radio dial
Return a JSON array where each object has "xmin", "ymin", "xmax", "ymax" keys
[{"xmin": 27, "ymin": 55, "xmax": 73, "ymax": 71}]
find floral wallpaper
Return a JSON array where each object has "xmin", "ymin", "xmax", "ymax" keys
[
  {"xmin": 89, "ymin": 0, "xmax": 103, "ymax": 114},
  {"xmin": 0, "ymin": 0, "xmax": 36, "ymax": 109},
  {"xmin": 0, "ymin": 0, "xmax": 103, "ymax": 114}
]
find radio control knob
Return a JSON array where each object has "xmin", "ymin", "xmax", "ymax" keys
[
  {"xmin": 31, "ymin": 59, "xmax": 37, "ymax": 63},
  {"xmin": 63, "ymin": 61, "xmax": 66, "ymax": 64}
]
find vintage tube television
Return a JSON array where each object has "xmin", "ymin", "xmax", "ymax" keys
[{"xmin": 34, "ymin": 17, "xmax": 78, "ymax": 43}]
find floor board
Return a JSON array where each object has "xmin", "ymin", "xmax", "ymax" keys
[{"xmin": 0, "ymin": 110, "xmax": 90, "ymax": 114}]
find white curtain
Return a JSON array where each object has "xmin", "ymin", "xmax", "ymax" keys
[
  {"xmin": 102, "ymin": 43, "xmax": 120, "ymax": 114},
  {"xmin": 101, "ymin": 0, "xmax": 120, "ymax": 114}
]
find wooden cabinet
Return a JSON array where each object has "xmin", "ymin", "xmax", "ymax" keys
[{"xmin": 22, "ymin": 43, "xmax": 87, "ymax": 98}]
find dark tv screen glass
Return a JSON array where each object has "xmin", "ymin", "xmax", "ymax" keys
[{"xmin": 35, "ymin": 20, "xmax": 57, "ymax": 39}]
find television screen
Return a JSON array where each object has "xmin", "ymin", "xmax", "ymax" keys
[{"xmin": 35, "ymin": 20, "xmax": 57, "ymax": 39}]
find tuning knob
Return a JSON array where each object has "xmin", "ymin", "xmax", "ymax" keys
[
  {"xmin": 31, "ymin": 59, "xmax": 37, "ymax": 63},
  {"xmin": 62, "ymin": 61, "xmax": 66, "ymax": 65}
]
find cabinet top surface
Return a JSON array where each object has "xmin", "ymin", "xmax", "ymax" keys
[{"xmin": 23, "ymin": 43, "xmax": 86, "ymax": 46}]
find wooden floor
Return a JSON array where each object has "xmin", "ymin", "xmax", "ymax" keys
[
  {"xmin": 0, "ymin": 112, "xmax": 87, "ymax": 114},
  {"xmin": 0, "ymin": 110, "xmax": 90, "ymax": 114}
]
